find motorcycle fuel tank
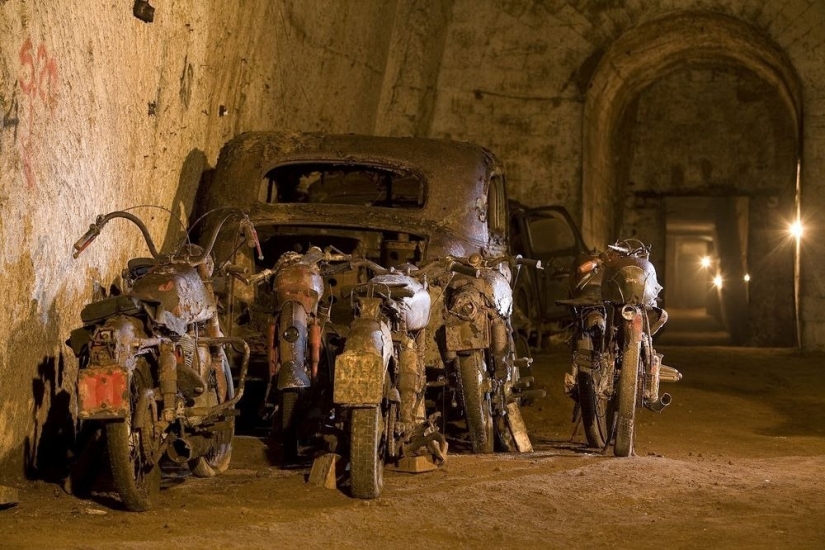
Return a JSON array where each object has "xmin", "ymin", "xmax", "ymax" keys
[
  {"xmin": 369, "ymin": 273, "xmax": 431, "ymax": 331},
  {"xmin": 131, "ymin": 263, "xmax": 217, "ymax": 334}
]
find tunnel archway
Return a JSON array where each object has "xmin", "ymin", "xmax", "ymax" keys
[{"xmin": 581, "ymin": 12, "xmax": 802, "ymax": 346}]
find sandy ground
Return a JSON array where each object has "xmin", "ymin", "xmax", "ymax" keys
[{"xmin": 2, "ymin": 346, "xmax": 824, "ymax": 549}]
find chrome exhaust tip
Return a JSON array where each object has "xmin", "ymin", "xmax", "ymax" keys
[{"xmin": 645, "ymin": 392, "xmax": 672, "ymax": 413}]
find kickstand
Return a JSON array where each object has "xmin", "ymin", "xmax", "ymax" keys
[
  {"xmin": 600, "ymin": 417, "xmax": 617, "ymax": 455},
  {"xmin": 568, "ymin": 405, "xmax": 582, "ymax": 442}
]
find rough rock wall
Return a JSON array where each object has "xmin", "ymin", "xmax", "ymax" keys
[{"xmin": 0, "ymin": 0, "xmax": 398, "ymax": 480}]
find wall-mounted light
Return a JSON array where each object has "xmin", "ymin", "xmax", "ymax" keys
[
  {"xmin": 743, "ymin": 273, "xmax": 751, "ymax": 282},
  {"xmin": 789, "ymin": 219, "xmax": 804, "ymax": 241},
  {"xmin": 712, "ymin": 274, "xmax": 723, "ymax": 289},
  {"xmin": 700, "ymin": 256, "xmax": 712, "ymax": 269}
]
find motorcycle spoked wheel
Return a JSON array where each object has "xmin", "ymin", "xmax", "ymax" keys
[
  {"xmin": 349, "ymin": 405, "xmax": 386, "ymax": 499},
  {"xmin": 577, "ymin": 337, "xmax": 617, "ymax": 450},
  {"xmin": 457, "ymin": 352, "xmax": 494, "ymax": 454},
  {"xmin": 106, "ymin": 363, "xmax": 161, "ymax": 512},
  {"xmin": 190, "ymin": 350, "xmax": 235, "ymax": 477},
  {"xmin": 614, "ymin": 335, "xmax": 642, "ymax": 457}
]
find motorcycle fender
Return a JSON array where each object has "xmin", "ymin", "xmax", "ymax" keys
[
  {"xmin": 77, "ymin": 364, "xmax": 130, "ymax": 420},
  {"xmin": 277, "ymin": 359, "xmax": 311, "ymax": 389},
  {"xmin": 333, "ymin": 318, "xmax": 391, "ymax": 406},
  {"xmin": 445, "ymin": 314, "xmax": 490, "ymax": 352}
]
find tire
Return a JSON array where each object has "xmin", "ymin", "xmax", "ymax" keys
[
  {"xmin": 577, "ymin": 333, "xmax": 616, "ymax": 449},
  {"xmin": 279, "ymin": 388, "xmax": 301, "ymax": 463},
  {"xmin": 614, "ymin": 334, "xmax": 641, "ymax": 457},
  {"xmin": 457, "ymin": 352, "xmax": 494, "ymax": 454},
  {"xmin": 106, "ymin": 369, "xmax": 160, "ymax": 512},
  {"xmin": 578, "ymin": 371, "xmax": 615, "ymax": 449},
  {"xmin": 350, "ymin": 406, "xmax": 385, "ymax": 499},
  {"xmin": 191, "ymin": 349, "xmax": 235, "ymax": 477}
]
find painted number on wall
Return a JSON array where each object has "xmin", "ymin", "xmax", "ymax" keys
[{"xmin": 18, "ymin": 38, "xmax": 59, "ymax": 189}]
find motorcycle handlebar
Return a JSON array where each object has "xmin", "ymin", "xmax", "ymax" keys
[
  {"xmin": 447, "ymin": 262, "xmax": 480, "ymax": 277},
  {"xmin": 72, "ymin": 211, "xmax": 162, "ymax": 260},
  {"xmin": 514, "ymin": 255, "xmax": 543, "ymax": 270},
  {"xmin": 431, "ymin": 254, "xmax": 542, "ymax": 277},
  {"xmin": 242, "ymin": 268, "xmax": 274, "ymax": 286},
  {"xmin": 241, "ymin": 220, "xmax": 263, "ymax": 261},
  {"xmin": 72, "ymin": 225, "xmax": 101, "ymax": 259},
  {"xmin": 72, "ymin": 208, "xmax": 254, "ymax": 267}
]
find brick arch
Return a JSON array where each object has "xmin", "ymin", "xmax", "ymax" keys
[{"xmin": 581, "ymin": 11, "xmax": 802, "ymax": 246}]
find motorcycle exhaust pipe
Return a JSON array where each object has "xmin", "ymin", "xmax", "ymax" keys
[
  {"xmin": 645, "ymin": 392, "xmax": 672, "ymax": 413},
  {"xmin": 167, "ymin": 435, "xmax": 213, "ymax": 464},
  {"xmin": 659, "ymin": 364, "xmax": 682, "ymax": 383}
]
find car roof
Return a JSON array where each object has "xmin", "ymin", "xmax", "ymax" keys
[{"xmin": 205, "ymin": 132, "xmax": 509, "ymax": 257}]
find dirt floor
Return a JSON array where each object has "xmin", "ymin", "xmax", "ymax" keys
[{"xmin": 2, "ymin": 346, "xmax": 824, "ymax": 549}]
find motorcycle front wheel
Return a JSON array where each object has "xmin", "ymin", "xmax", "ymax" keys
[
  {"xmin": 614, "ymin": 335, "xmax": 642, "ymax": 457},
  {"xmin": 106, "ymin": 365, "xmax": 160, "ymax": 512},
  {"xmin": 457, "ymin": 352, "xmax": 494, "ymax": 454},
  {"xmin": 278, "ymin": 388, "xmax": 304, "ymax": 464},
  {"xmin": 350, "ymin": 405, "xmax": 385, "ymax": 499},
  {"xmin": 191, "ymin": 349, "xmax": 235, "ymax": 477}
]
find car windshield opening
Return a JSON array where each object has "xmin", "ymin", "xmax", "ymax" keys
[
  {"xmin": 528, "ymin": 213, "xmax": 576, "ymax": 254},
  {"xmin": 261, "ymin": 163, "xmax": 425, "ymax": 209}
]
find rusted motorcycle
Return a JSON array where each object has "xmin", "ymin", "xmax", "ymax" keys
[
  {"xmin": 242, "ymin": 246, "xmax": 350, "ymax": 462},
  {"xmin": 67, "ymin": 208, "xmax": 255, "ymax": 511},
  {"xmin": 559, "ymin": 239, "xmax": 681, "ymax": 456},
  {"xmin": 424, "ymin": 253, "xmax": 543, "ymax": 454},
  {"xmin": 330, "ymin": 258, "xmax": 447, "ymax": 499}
]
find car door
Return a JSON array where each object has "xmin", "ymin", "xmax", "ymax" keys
[{"xmin": 518, "ymin": 206, "xmax": 588, "ymax": 321}]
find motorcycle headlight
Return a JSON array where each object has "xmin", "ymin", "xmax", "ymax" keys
[
  {"xmin": 282, "ymin": 326, "xmax": 300, "ymax": 343},
  {"xmin": 460, "ymin": 301, "xmax": 476, "ymax": 317},
  {"xmin": 450, "ymin": 293, "xmax": 481, "ymax": 321}
]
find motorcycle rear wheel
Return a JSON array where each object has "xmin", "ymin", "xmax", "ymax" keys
[
  {"xmin": 106, "ymin": 367, "xmax": 160, "ymax": 512},
  {"xmin": 457, "ymin": 352, "xmax": 494, "ymax": 454},
  {"xmin": 577, "ymin": 334, "xmax": 616, "ymax": 449},
  {"xmin": 578, "ymin": 370, "xmax": 615, "ymax": 449},
  {"xmin": 614, "ymin": 337, "xmax": 641, "ymax": 457},
  {"xmin": 350, "ymin": 406, "xmax": 385, "ymax": 499},
  {"xmin": 191, "ymin": 350, "xmax": 236, "ymax": 477}
]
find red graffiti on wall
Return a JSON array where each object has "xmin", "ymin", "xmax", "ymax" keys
[{"xmin": 18, "ymin": 38, "xmax": 59, "ymax": 189}]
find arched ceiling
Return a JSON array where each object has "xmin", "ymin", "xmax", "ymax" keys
[{"xmin": 581, "ymin": 11, "xmax": 802, "ymax": 246}]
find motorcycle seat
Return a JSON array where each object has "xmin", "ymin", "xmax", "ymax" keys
[
  {"xmin": 556, "ymin": 285, "xmax": 602, "ymax": 307},
  {"xmin": 80, "ymin": 295, "xmax": 143, "ymax": 324}
]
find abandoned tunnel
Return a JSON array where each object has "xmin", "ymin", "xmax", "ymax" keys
[{"xmin": 1, "ymin": 1, "xmax": 824, "ymax": 546}]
